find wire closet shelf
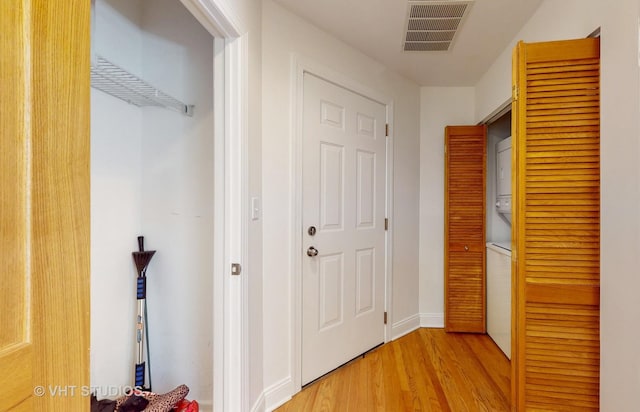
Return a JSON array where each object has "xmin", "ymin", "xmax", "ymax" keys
[{"xmin": 90, "ymin": 55, "xmax": 194, "ymax": 117}]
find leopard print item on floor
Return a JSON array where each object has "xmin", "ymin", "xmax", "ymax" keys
[{"xmin": 115, "ymin": 384, "xmax": 189, "ymax": 412}]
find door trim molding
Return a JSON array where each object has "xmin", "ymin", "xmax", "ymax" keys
[
  {"xmin": 290, "ymin": 54, "xmax": 395, "ymax": 393},
  {"xmin": 181, "ymin": 1, "xmax": 248, "ymax": 411},
  {"xmin": 180, "ymin": 0, "xmax": 241, "ymax": 38}
]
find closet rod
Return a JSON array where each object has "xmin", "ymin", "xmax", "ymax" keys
[{"xmin": 90, "ymin": 56, "xmax": 194, "ymax": 117}]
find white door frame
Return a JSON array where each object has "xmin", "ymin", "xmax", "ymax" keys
[
  {"xmin": 179, "ymin": 1, "xmax": 248, "ymax": 410},
  {"xmin": 290, "ymin": 56, "xmax": 395, "ymax": 392}
]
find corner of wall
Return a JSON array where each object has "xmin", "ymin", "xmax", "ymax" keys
[
  {"xmin": 263, "ymin": 377, "xmax": 295, "ymax": 412},
  {"xmin": 420, "ymin": 313, "xmax": 444, "ymax": 328},
  {"xmin": 195, "ymin": 401, "xmax": 213, "ymax": 412},
  {"xmin": 391, "ymin": 314, "xmax": 421, "ymax": 340},
  {"xmin": 418, "ymin": 86, "xmax": 475, "ymax": 326},
  {"xmin": 250, "ymin": 392, "xmax": 266, "ymax": 412}
]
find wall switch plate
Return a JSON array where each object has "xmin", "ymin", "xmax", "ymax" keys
[{"xmin": 251, "ymin": 197, "xmax": 260, "ymax": 221}]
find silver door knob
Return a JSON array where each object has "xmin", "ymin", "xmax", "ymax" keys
[{"xmin": 307, "ymin": 246, "xmax": 318, "ymax": 257}]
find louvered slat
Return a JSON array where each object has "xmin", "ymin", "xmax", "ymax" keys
[
  {"xmin": 512, "ymin": 38, "xmax": 600, "ymax": 411},
  {"xmin": 444, "ymin": 125, "xmax": 486, "ymax": 333}
]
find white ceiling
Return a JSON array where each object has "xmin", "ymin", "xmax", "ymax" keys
[{"xmin": 272, "ymin": 0, "xmax": 543, "ymax": 86}]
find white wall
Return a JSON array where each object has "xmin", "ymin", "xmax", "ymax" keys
[
  {"xmin": 91, "ymin": 91, "xmax": 143, "ymax": 394},
  {"xmin": 242, "ymin": 1, "xmax": 264, "ymax": 409},
  {"xmin": 91, "ymin": 0, "xmax": 144, "ymax": 394},
  {"xmin": 91, "ymin": 0, "xmax": 214, "ymax": 405},
  {"xmin": 261, "ymin": 0, "xmax": 420, "ymax": 408},
  {"xmin": 139, "ymin": 0, "xmax": 214, "ymax": 403},
  {"xmin": 418, "ymin": 87, "xmax": 475, "ymax": 324},
  {"xmin": 180, "ymin": 0, "xmax": 265, "ymax": 409},
  {"xmin": 474, "ymin": 1, "xmax": 640, "ymax": 410},
  {"xmin": 598, "ymin": 2, "xmax": 640, "ymax": 409},
  {"xmin": 475, "ymin": 2, "xmax": 602, "ymax": 123}
]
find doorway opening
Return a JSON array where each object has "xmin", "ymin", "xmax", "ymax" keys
[
  {"xmin": 90, "ymin": 0, "xmax": 215, "ymax": 405},
  {"xmin": 90, "ymin": 0, "xmax": 248, "ymax": 410}
]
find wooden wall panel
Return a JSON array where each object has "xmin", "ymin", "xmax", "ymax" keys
[
  {"xmin": 31, "ymin": 1, "xmax": 91, "ymax": 409},
  {"xmin": 0, "ymin": 1, "xmax": 91, "ymax": 410},
  {"xmin": 0, "ymin": 3, "xmax": 33, "ymax": 410}
]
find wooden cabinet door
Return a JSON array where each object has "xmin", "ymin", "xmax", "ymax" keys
[
  {"xmin": 444, "ymin": 125, "xmax": 487, "ymax": 333},
  {"xmin": 0, "ymin": 1, "xmax": 90, "ymax": 410},
  {"xmin": 512, "ymin": 38, "xmax": 600, "ymax": 411},
  {"xmin": 0, "ymin": 3, "xmax": 33, "ymax": 409}
]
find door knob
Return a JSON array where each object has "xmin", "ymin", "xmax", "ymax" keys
[
  {"xmin": 307, "ymin": 246, "xmax": 319, "ymax": 257},
  {"xmin": 464, "ymin": 245, "xmax": 469, "ymax": 251}
]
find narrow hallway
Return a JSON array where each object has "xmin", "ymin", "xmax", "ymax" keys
[{"xmin": 277, "ymin": 329, "xmax": 510, "ymax": 411}]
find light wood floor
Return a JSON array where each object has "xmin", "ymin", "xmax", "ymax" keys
[{"xmin": 276, "ymin": 328, "xmax": 510, "ymax": 412}]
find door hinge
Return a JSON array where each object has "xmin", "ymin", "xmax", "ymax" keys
[
  {"xmin": 385, "ymin": 123, "xmax": 389, "ymax": 137},
  {"xmin": 384, "ymin": 218, "xmax": 388, "ymax": 231},
  {"xmin": 512, "ymin": 84, "xmax": 519, "ymax": 101},
  {"xmin": 231, "ymin": 263, "xmax": 242, "ymax": 276},
  {"xmin": 384, "ymin": 311, "xmax": 388, "ymax": 325}
]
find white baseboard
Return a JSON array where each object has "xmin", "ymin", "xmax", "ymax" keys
[
  {"xmin": 250, "ymin": 391, "xmax": 266, "ymax": 412},
  {"xmin": 391, "ymin": 313, "xmax": 420, "ymax": 340},
  {"xmin": 197, "ymin": 400, "xmax": 213, "ymax": 412},
  {"xmin": 255, "ymin": 314, "xmax": 443, "ymax": 411},
  {"xmin": 420, "ymin": 312, "xmax": 444, "ymax": 328},
  {"xmin": 264, "ymin": 376, "xmax": 295, "ymax": 412}
]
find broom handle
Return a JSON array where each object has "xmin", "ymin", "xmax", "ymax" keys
[
  {"xmin": 144, "ymin": 300, "xmax": 152, "ymax": 391},
  {"xmin": 134, "ymin": 235, "xmax": 153, "ymax": 390}
]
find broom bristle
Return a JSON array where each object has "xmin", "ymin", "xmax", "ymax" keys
[{"xmin": 133, "ymin": 250, "xmax": 156, "ymax": 275}]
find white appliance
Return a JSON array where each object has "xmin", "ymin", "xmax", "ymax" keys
[
  {"xmin": 486, "ymin": 242, "xmax": 511, "ymax": 359},
  {"xmin": 496, "ymin": 137, "xmax": 512, "ymax": 223}
]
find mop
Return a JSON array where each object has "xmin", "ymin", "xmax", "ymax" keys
[{"xmin": 132, "ymin": 236, "xmax": 155, "ymax": 391}]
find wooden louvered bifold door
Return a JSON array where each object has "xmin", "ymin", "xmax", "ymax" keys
[
  {"xmin": 444, "ymin": 125, "xmax": 486, "ymax": 333},
  {"xmin": 512, "ymin": 38, "xmax": 600, "ymax": 411}
]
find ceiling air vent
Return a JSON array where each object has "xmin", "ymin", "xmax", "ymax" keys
[{"xmin": 403, "ymin": 1, "xmax": 474, "ymax": 52}]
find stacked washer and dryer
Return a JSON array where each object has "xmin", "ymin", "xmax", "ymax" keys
[{"xmin": 487, "ymin": 136, "xmax": 512, "ymax": 359}]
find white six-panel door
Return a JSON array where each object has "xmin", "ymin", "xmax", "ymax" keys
[{"xmin": 301, "ymin": 73, "xmax": 386, "ymax": 385}]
